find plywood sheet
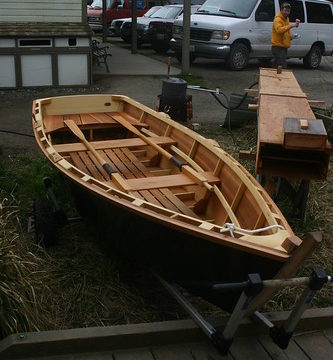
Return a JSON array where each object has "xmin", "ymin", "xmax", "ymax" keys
[{"xmin": 259, "ymin": 69, "xmax": 306, "ymax": 98}]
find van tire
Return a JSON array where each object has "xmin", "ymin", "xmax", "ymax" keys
[
  {"xmin": 227, "ymin": 43, "xmax": 249, "ymax": 70},
  {"xmin": 303, "ymin": 45, "xmax": 322, "ymax": 69}
]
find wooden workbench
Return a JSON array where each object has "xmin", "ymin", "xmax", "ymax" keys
[{"xmin": 256, "ymin": 68, "xmax": 330, "ymax": 180}]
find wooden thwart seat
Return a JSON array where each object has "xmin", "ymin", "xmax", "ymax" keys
[
  {"xmin": 112, "ymin": 172, "xmax": 220, "ymax": 192},
  {"xmin": 53, "ymin": 136, "xmax": 177, "ymax": 154},
  {"xmin": 44, "ymin": 111, "xmax": 149, "ymax": 134}
]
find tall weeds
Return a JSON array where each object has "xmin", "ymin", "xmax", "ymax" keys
[{"xmin": 0, "ymin": 194, "xmax": 50, "ymax": 338}]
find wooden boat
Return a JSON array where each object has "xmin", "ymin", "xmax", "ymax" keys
[{"xmin": 32, "ymin": 94, "xmax": 304, "ymax": 310}]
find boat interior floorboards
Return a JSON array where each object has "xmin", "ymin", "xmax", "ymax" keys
[{"xmin": 68, "ymin": 140, "xmax": 203, "ymax": 219}]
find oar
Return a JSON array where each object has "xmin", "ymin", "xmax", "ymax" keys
[
  {"xmin": 112, "ymin": 114, "xmax": 183, "ymax": 169},
  {"xmin": 64, "ymin": 120, "xmax": 117, "ymax": 178},
  {"xmin": 112, "ymin": 115, "xmax": 213, "ymax": 191}
]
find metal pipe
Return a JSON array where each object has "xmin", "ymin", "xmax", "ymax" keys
[
  {"xmin": 154, "ymin": 272, "xmax": 216, "ymax": 338},
  {"xmin": 187, "ymin": 85, "xmax": 220, "ymax": 94}
]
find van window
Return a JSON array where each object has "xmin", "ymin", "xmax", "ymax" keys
[
  {"xmin": 305, "ymin": 1, "xmax": 333, "ymax": 23},
  {"xmin": 90, "ymin": 0, "xmax": 112, "ymax": 9},
  {"xmin": 112, "ymin": 0, "xmax": 125, "ymax": 8},
  {"xmin": 278, "ymin": 0, "xmax": 305, "ymax": 22},
  {"xmin": 255, "ymin": 0, "xmax": 275, "ymax": 22},
  {"xmin": 196, "ymin": 0, "xmax": 258, "ymax": 19},
  {"xmin": 150, "ymin": 5, "xmax": 182, "ymax": 18}
]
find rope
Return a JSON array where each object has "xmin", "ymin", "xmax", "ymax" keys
[{"xmin": 220, "ymin": 223, "xmax": 285, "ymax": 238}]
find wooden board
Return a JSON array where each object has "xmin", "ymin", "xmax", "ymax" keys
[
  {"xmin": 284, "ymin": 117, "xmax": 327, "ymax": 150},
  {"xmin": 257, "ymin": 69, "xmax": 330, "ymax": 180},
  {"xmin": 259, "ymin": 69, "xmax": 306, "ymax": 98},
  {"xmin": 53, "ymin": 136, "xmax": 177, "ymax": 154},
  {"xmin": 258, "ymin": 95, "xmax": 315, "ymax": 146},
  {"xmin": 119, "ymin": 172, "xmax": 220, "ymax": 192},
  {"xmin": 293, "ymin": 332, "xmax": 333, "ymax": 360},
  {"xmin": 44, "ymin": 111, "xmax": 149, "ymax": 134}
]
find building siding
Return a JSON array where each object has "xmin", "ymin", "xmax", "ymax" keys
[{"xmin": 0, "ymin": 0, "xmax": 84, "ymax": 23}]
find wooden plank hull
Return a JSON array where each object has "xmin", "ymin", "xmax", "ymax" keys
[
  {"xmin": 70, "ymin": 179, "xmax": 281, "ymax": 311},
  {"xmin": 32, "ymin": 94, "xmax": 307, "ymax": 310}
]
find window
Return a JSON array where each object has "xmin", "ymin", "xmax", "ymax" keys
[
  {"xmin": 196, "ymin": 0, "xmax": 258, "ymax": 18},
  {"xmin": 68, "ymin": 38, "xmax": 77, "ymax": 46},
  {"xmin": 18, "ymin": 39, "xmax": 52, "ymax": 47},
  {"xmin": 91, "ymin": 0, "xmax": 112, "ymax": 9},
  {"xmin": 255, "ymin": 0, "xmax": 275, "ymax": 22},
  {"xmin": 305, "ymin": 1, "xmax": 333, "ymax": 23},
  {"xmin": 279, "ymin": 0, "xmax": 305, "ymax": 22},
  {"xmin": 151, "ymin": 5, "xmax": 183, "ymax": 18}
]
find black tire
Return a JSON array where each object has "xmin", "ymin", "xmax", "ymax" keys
[
  {"xmin": 303, "ymin": 45, "xmax": 322, "ymax": 69},
  {"xmin": 227, "ymin": 43, "xmax": 249, "ymax": 70},
  {"xmin": 175, "ymin": 52, "xmax": 196, "ymax": 64},
  {"xmin": 33, "ymin": 198, "xmax": 58, "ymax": 247}
]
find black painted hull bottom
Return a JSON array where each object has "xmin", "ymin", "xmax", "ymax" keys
[{"xmin": 71, "ymin": 183, "xmax": 282, "ymax": 311}]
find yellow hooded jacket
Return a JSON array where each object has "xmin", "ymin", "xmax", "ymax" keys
[{"xmin": 271, "ymin": 12, "xmax": 292, "ymax": 48}]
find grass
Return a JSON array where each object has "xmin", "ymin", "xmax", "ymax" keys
[
  {"xmin": 0, "ymin": 156, "xmax": 185, "ymax": 338},
  {"xmin": 0, "ymin": 117, "xmax": 332, "ymax": 338},
  {"xmin": 0, "ymin": 194, "xmax": 50, "ymax": 337}
]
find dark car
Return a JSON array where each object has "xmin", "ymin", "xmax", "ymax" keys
[
  {"xmin": 150, "ymin": 5, "xmax": 201, "ymax": 53},
  {"xmin": 109, "ymin": 6, "xmax": 162, "ymax": 36},
  {"xmin": 120, "ymin": 4, "xmax": 183, "ymax": 45}
]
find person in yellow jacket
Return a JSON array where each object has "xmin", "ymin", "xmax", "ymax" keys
[{"xmin": 271, "ymin": 2, "xmax": 300, "ymax": 68}]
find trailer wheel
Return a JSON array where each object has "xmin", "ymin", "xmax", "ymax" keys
[{"xmin": 33, "ymin": 198, "xmax": 58, "ymax": 247}]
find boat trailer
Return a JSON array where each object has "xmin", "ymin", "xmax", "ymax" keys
[{"xmin": 154, "ymin": 269, "xmax": 332, "ymax": 356}]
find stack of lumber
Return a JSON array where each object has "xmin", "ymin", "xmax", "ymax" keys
[{"xmin": 256, "ymin": 68, "xmax": 331, "ymax": 180}]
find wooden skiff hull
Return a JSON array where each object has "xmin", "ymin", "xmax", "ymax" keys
[
  {"xmin": 70, "ymin": 180, "xmax": 281, "ymax": 310},
  {"xmin": 32, "ymin": 94, "xmax": 303, "ymax": 309}
]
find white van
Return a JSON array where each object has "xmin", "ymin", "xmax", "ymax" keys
[{"xmin": 170, "ymin": 0, "xmax": 333, "ymax": 69}]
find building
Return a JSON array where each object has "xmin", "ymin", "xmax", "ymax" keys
[{"xmin": 0, "ymin": 0, "xmax": 92, "ymax": 88}]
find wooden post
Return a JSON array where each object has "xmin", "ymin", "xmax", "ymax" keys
[
  {"xmin": 181, "ymin": 0, "xmax": 191, "ymax": 74},
  {"xmin": 131, "ymin": 0, "xmax": 137, "ymax": 54},
  {"xmin": 102, "ymin": 0, "xmax": 107, "ymax": 43},
  {"xmin": 246, "ymin": 231, "xmax": 322, "ymax": 314}
]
